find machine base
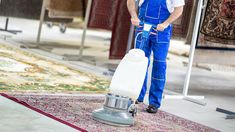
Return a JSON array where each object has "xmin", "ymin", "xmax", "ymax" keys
[{"xmin": 92, "ymin": 106, "xmax": 134, "ymax": 127}]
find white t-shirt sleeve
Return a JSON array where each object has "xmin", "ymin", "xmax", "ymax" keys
[
  {"xmin": 172, "ymin": 0, "xmax": 185, "ymax": 7},
  {"xmin": 138, "ymin": 0, "xmax": 144, "ymax": 6},
  {"xmin": 167, "ymin": 0, "xmax": 185, "ymax": 13}
]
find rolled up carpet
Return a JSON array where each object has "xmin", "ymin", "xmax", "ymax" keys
[{"xmin": 47, "ymin": 0, "xmax": 85, "ymax": 18}]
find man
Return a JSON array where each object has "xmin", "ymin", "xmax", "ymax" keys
[{"xmin": 127, "ymin": 0, "xmax": 184, "ymax": 113}]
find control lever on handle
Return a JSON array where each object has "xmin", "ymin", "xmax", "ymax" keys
[
  {"xmin": 134, "ymin": 22, "xmax": 158, "ymax": 49},
  {"xmin": 138, "ymin": 21, "xmax": 157, "ymax": 33}
]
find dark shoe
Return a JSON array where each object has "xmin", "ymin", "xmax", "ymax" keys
[
  {"xmin": 146, "ymin": 105, "xmax": 158, "ymax": 114},
  {"xmin": 135, "ymin": 100, "xmax": 143, "ymax": 104}
]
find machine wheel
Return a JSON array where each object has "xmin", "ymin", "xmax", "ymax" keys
[
  {"xmin": 128, "ymin": 104, "xmax": 137, "ymax": 117},
  {"xmin": 132, "ymin": 107, "xmax": 137, "ymax": 117},
  {"xmin": 46, "ymin": 22, "xmax": 53, "ymax": 28},
  {"xmin": 59, "ymin": 23, "xmax": 67, "ymax": 33}
]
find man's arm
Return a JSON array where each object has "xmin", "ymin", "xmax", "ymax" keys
[
  {"xmin": 127, "ymin": 0, "xmax": 140, "ymax": 26},
  {"xmin": 157, "ymin": 6, "xmax": 184, "ymax": 31}
]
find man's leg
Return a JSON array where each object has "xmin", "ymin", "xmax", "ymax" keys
[
  {"xmin": 135, "ymin": 29, "xmax": 152, "ymax": 102},
  {"xmin": 148, "ymin": 30, "xmax": 171, "ymax": 109},
  {"xmin": 137, "ymin": 71, "xmax": 149, "ymax": 102}
]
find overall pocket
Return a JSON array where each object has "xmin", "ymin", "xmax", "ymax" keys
[{"xmin": 145, "ymin": 0, "xmax": 163, "ymax": 19}]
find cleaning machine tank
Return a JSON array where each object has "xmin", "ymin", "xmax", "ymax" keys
[
  {"xmin": 109, "ymin": 49, "xmax": 148, "ymax": 100},
  {"xmin": 92, "ymin": 23, "xmax": 153, "ymax": 126}
]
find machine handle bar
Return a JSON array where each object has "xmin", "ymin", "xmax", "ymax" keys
[{"xmin": 138, "ymin": 22, "xmax": 157, "ymax": 35}]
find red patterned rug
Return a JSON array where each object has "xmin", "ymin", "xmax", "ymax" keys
[{"xmin": 1, "ymin": 93, "xmax": 219, "ymax": 132}]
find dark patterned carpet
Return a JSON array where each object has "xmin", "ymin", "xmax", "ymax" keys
[
  {"xmin": 199, "ymin": 0, "xmax": 235, "ymax": 48},
  {"xmin": 1, "ymin": 93, "xmax": 220, "ymax": 132}
]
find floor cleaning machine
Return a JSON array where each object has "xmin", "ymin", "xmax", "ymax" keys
[{"xmin": 92, "ymin": 22, "xmax": 156, "ymax": 126}]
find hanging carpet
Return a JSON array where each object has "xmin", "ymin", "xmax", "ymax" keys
[{"xmin": 199, "ymin": 0, "xmax": 235, "ymax": 48}]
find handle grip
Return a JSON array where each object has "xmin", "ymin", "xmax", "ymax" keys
[{"xmin": 138, "ymin": 22, "xmax": 157, "ymax": 30}]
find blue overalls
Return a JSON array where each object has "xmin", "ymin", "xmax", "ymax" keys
[{"xmin": 135, "ymin": 0, "xmax": 173, "ymax": 108}]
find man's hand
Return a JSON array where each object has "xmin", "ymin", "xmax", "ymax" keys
[
  {"xmin": 155, "ymin": 6, "xmax": 184, "ymax": 31},
  {"xmin": 131, "ymin": 17, "xmax": 141, "ymax": 26},
  {"xmin": 127, "ymin": 0, "xmax": 140, "ymax": 26},
  {"xmin": 156, "ymin": 22, "xmax": 170, "ymax": 31}
]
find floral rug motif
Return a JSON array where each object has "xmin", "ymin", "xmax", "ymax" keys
[
  {"xmin": 1, "ymin": 93, "xmax": 220, "ymax": 132},
  {"xmin": 220, "ymin": 0, "xmax": 235, "ymax": 19},
  {"xmin": 0, "ymin": 43, "xmax": 109, "ymax": 93},
  {"xmin": 199, "ymin": 0, "xmax": 235, "ymax": 48}
]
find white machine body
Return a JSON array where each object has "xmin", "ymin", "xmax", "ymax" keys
[
  {"xmin": 109, "ymin": 49, "xmax": 148, "ymax": 99},
  {"xmin": 92, "ymin": 23, "xmax": 154, "ymax": 126}
]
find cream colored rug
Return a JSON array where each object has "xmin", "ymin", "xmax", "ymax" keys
[{"xmin": 0, "ymin": 43, "xmax": 109, "ymax": 93}]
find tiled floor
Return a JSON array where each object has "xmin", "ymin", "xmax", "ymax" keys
[{"xmin": 0, "ymin": 95, "xmax": 77, "ymax": 132}]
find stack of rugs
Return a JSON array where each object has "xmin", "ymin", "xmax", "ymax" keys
[
  {"xmin": 46, "ymin": 0, "xmax": 87, "ymax": 19},
  {"xmin": 0, "ymin": 0, "xmax": 87, "ymax": 22}
]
